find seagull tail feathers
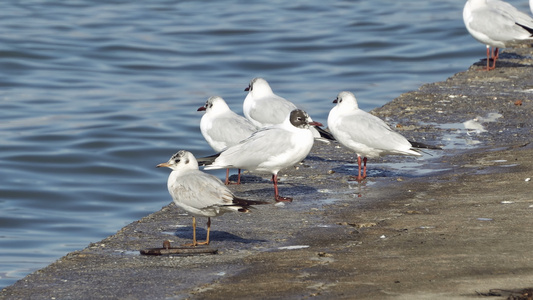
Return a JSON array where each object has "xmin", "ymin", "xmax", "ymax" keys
[
  {"xmin": 314, "ymin": 126, "xmax": 336, "ymax": 141},
  {"xmin": 409, "ymin": 141, "xmax": 442, "ymax": 150},
  {"xmin": 409, "ymin": 141, "xmax": 443, "ymax": 156},
  {"xmin": 196, "ymin": 152, "xmax": 221, "ymax": 166},
  {"xmin": 516, "ymin": 22, "xmax": 533, "ymax": 36},
  {"xmin": 233, "ymin": 197, "xmax": 270, "ymax": 212}
]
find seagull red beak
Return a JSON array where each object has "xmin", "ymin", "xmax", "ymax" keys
[
  {"xmin": 332, "ymin": 99, "xmax": 338, "ymax": 103},
  {"xmin": 309, "ymin": 121, "xmax": 323, "ymax": 127},
  {"xmin": 244, "ymin": 85, "xmax": 250, "ymax": 91},
  {"xmin": 197, "ymin": 106, "xmax": 206, "ymax": 111}
]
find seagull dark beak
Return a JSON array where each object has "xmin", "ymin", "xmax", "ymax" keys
[
  {"xmin": 309, "ymin": 121, "xmax": 323, "ymax": 127},
  {"xmin": 244, "ymin": 86, "xmax": 250, "ymax": 91},
  {"xmin": 156, "ymin": 162, "xmax": 171, "ymax": 168},
  {"xmin": 332, "ymin": 99, "xmax": 338, "ymax": 104},
  {"xmin": 197, "ymin": 106, "xmax": 206, "ymax": 111}
]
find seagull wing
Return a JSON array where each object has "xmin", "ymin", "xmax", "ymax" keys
[{"xmin": 170, "ymin": 171, "xmax": 235, "ymax": 210}]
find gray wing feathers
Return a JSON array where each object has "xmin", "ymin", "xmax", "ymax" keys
[
  {"xmin": 249, "ymin": 97, "xmax": 297, "ymax": 126},
  {"xmin": 206, "ymin": 114, "xmax": 257, "ymax": 148},
  {"xmin": 206, "ymin": 127, "xmax": 294, "ymax": 169},
  {"xmin": 340, "ymin": 112, "xmax": 412, "ymax": 151},
  {"xmin": 171, "ymin": 172, "xmax": 234, "ymax": 209},
  {"xmin": 470, "ymin": 5, "xmax": 533, "ymax": 42}
]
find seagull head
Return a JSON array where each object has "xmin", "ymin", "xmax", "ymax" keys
[
  {"xmin": 157, "ymin": 150, "xmax": 199, "ymax": 171},
  {"xmin": 288, "ymin": 109, "xmax": 322, "ymax": 129},
  {"xmin": 197, "ymin": 96, "xmax": 230, "ymax": 113},
  {"xmin": 244, "ymin": 77, "xmax": 273, "ymax": 95},
  {"xmin": 333, "ymin": 91, "xmax": 359, "ymax": 110}
]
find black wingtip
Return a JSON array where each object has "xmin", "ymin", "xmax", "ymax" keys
[
  {"xmin": 314, "ymin": 126, "xmax": 336, "ymax": 141},
  {"xmin": 516, "ymin": 22, "xmax": 533, "ymax": 36},
  {"xmin": 409, "ymin": 141, "xmax": 443, "ymax": 150},
  {"xmin": 233, "ymin": 197, "xmax": 271, "ymax": 211},
  {"xmin": 196, "ymin": 152, "xmax": 221, "ymax": 166}
]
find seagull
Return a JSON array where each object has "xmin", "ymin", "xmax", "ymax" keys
[
  {"xmin": 463, "ymin": 0, "xmax": 533, "ymax": 70},
  {"xmin": 198, "ymin": 96, "xmax": 258, "ymax": 184},
  {"xmin": 327, "ymin": 91, "xmax": 440, "ymax": 182},
  {"xmin": 157, "ymin": 150, "xmax": 268, "ymax": 247},
  {"xmin": 204, "ymin": 109, "xmax": 319, "ymax": 202},
  {"xmin": 243, "ymin": 77, "xmax": 334, "ymax": 141}
]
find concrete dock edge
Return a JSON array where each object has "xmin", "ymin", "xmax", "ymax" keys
[{"xmin": 2, "ymin": 48, "xmax": 533, "ymax": 299}]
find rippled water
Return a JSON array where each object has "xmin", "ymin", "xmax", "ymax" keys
[{"xmin": 1, "ymin": 0, "xmax": 530, "ymax": 288}]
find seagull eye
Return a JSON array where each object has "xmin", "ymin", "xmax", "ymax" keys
[
  {"xmin": 174, "ymin": 159, "xmax": 180, "ymax": 164},
  {"xmin": 338, "ymin": 98, "xmax": 342, "ymax": 103}
]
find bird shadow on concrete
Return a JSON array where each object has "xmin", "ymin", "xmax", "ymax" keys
[
  {"xmin": 227, "ymin": 172, "xmax": 320, "ymax": 198},
  {"xmin": 331, "ymin": 161, "xmax": 430, "ymax": 179},
  {"xmin": 474, "ymin": 51, "xmax": 533, "ymax": 69},
  {"xmin": 331, "ymin": 164, "xmax": 390, "ymax": 178},
  {"xmin": 228, "ymin": 174, "xmax": 267, "ymax": 184},
  {"xmin": 173, "ymin": 227, "xmax": 268, "ymax": 244},
  {"xmin": 303, "ymin": 155, "xmax": 330, "ymax": 162},
  {"xmin": 243, "ymin": 182, "xmax": 319, "ymax": 201}
]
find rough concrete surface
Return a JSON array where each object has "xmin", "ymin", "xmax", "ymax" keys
[{"xmin": 2, "ymin": 48, "xmax": 533, "ymax": 300}]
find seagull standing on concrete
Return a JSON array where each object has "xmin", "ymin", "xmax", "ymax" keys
[
  {"xmin": 328, "ymin": 91, "xmax": 439, "ymax": 182},
  {"xmin": 157, "ymin": 150, "xmax": 267, "ymax": 247},
  {"xmin": 204, "ymin": 109, "xmax": 319, "ymax": 202},
  {"xmin": 463, "ymin": 0, "xmax": 533, "ymax": 70},
  {"xmin": 198, "ymin": 96, "xmax": 258, "ymax": 184}
]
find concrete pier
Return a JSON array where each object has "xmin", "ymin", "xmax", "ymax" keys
[{"xmin": 2, "ymin": 48, "xmax": 533, "ymax": 299}]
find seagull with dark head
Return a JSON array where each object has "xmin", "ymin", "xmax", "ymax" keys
[{"xmin": 204, "ymin": 109, "xmax": 319, "ymax": 202}]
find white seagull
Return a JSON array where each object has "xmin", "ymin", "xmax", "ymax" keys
[
  {"xmin": 198, "ymin": 96, "xmax": 258, "ymax": 184},
  {"xmin": 463, "ymin": 0, "xmax": 533, "ymax": 70},
  {"xmin": 204, "ymin": 109, "xmax": 319, "ymax": 202},
  {"xmin": 328, "ymin": 91, "xmax": 439, "ymax": 182},
  {"xmin": 157, "ymin": 150, "xmax": 267, "ymax": 247},
  {"xmin": 243, "ymin": 77, "xmax": 334, "ymax": 141}
]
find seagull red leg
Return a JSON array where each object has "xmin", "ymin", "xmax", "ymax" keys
[
  {"xmin": 225, "ymin": 168, "xmax": 242, "ymax": 185},
  {"xmin": 224, "ymin": 168, "xmax": 230, "ymax": 185},
  {"xmin": 491, "ymin": 47, "xmax": 499, "ymax": 70},
  {"xmin": 349, "ymin": 156, "xmax": 365, "ymax": 182},
  {"xmin": 484, "ymin": 46, "xmax": 491, "ymax": 70},
  {"xmin": 482, "ymin": 46, "xmax": 498, "ymax": 71},
  {"xmin": 362, "ymin": 157, "xmax": 368, "ymax": 179},
  {"xmin": 272, "ymin": 174, "xmax": 292, "ymax": 202}
]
